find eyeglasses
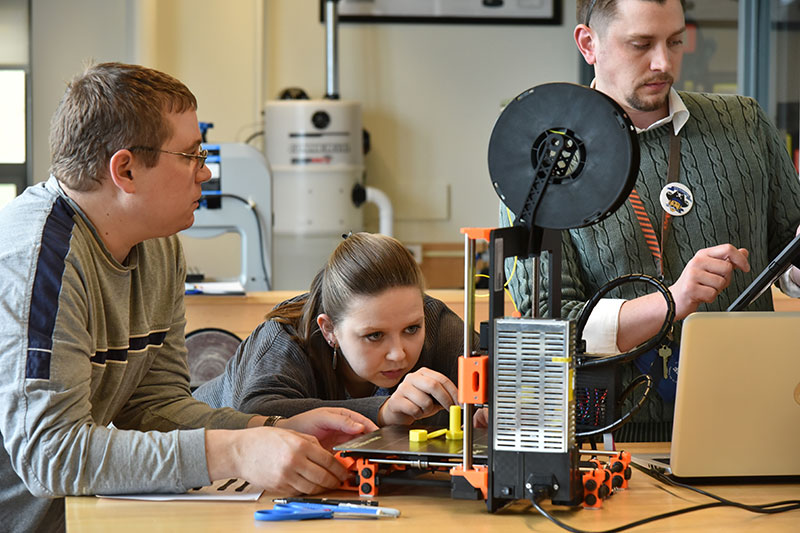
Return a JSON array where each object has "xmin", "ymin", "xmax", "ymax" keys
[
  {"xmin": 128, "ymin": 146, "xmax": 208, "ymax": 169},
  {"xmin": 584, "ymin": 0, "xmax": 598, "ymax": 26}
]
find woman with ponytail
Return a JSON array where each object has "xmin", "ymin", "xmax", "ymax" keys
[{"xmin": 194, "ymin": 232, "xmax": 478, "ymax": 427}]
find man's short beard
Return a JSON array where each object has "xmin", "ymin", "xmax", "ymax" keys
[
  {"xmin": 627, "ymin": 77, "xmax": 673, "ymax": 112},
  {"xmin": 626, "ymin": 92, "xmax": 670, "ymax": 112}
]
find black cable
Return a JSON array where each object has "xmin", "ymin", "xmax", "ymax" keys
[
  {"xmin": 576, "ymin": 274, "xmax": 675, "ymax": 369},
  {"xmin": 576, "ymin": 374, "xmax": 651, "ymax": 439},
  {"xmin": 530, "ymin": 488, "xmax": 800, "ymax": 533},
  {"xmin": 244, "ymin": 130, "xmax": 264, "ymax": 145},
  {"xmin": 532, "ymin": 496, "xmax": 723, "ymax": 533},
  {"xmin": 632, "ymin": 463, "xmax": 800, "ymax": 514},
  {"xmin": 215, "ymin": 193, "xmax": 271, "ymax": 290}
]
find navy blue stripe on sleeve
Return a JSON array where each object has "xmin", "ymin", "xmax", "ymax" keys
[
  {"xmin": 90, "ymin": 349, "xmax": 128, "ymax": 366},
  {"xmin": 26, "ymin": 197, "xmax": 76, "ymax": 380},
  {"xmin": 90, "ymin": 331, "xmax": 169, "ymax": 365},
  {"xmin": 130, "ymin": 330, "xmax": 168, "ymax": 351}
]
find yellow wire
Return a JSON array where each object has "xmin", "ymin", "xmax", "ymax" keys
[
  {"xmin": 505, "ymin": 288, "xmax": 519, "ymax": 313},
  {"xmin": 470, "ymin": 214, "xmax": 520, "ymax": 314},
  {"xmin": 474, "ymin": 274, "xmax": 490, "ymax": 298},
  {"xmin": 506, "ymin": 256, "xmax": 517, "ymax": 288},
  {"xmin": 504, "ymin": 207, "xmax": 519, "ymax": 295}
]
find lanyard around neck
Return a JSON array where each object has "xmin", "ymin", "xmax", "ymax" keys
[{"xmin": 628, "ymin": 130, "xmax": 682, "ymax": 280}]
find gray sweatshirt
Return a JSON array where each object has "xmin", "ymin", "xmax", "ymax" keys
[{"xmin": 0, "ymin": 178, "xmax": 253, "ymax": 532}]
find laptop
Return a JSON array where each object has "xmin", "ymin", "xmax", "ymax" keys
[{"xmin": 632, "ymin": 311, "xmax": 800, "ymax": 478}]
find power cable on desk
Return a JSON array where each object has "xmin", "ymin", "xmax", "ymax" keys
[
  {"xmin": 215, "ymin": 193, "xmax": 271, "ymax": 290},
  {"xmin": 527, "ymin": 469, "xmax": 800, "ymax": 533},
  {"xmin": 632, "ymin": 463, "xmax": 800, "ymax": 515}
]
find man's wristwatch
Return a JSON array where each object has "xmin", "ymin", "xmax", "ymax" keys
[{"xmin": 262, "ymin": 415, "xmax": 283, "ymax": 427}]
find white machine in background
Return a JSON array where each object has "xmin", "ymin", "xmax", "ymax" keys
[
  {"xmin": 265, "ymin": 0, "xmax": 392, "ymax": 290},
  {"xmin": 266, "ymin": 98, "xmax": 395, "ymax": 289},
  {"xmin": 266, "ymin": 98, "xmax": 364, "ymax": 237},
  {"xmin": 182, "ymin": 142, "xmax": 272, "ymax": 292}
]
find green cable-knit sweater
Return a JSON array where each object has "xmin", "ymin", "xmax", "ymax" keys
[{"xmin": 503, "ymin": 91, "xmax": 800, "ymax": 438}]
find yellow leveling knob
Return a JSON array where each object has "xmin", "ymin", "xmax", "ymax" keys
[{"xmin": 446, "ymin": 405, "xmax": 463, "ymax": 440}]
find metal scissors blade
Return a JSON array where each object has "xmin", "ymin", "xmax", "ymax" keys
[{"xmin": 254, "ymin": 504, "xmax": 333, "ymax": 522}]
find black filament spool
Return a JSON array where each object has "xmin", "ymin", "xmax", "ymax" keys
[{"xmin": 488, "ymin": 82, "xmax": 640, "ymax": 230}]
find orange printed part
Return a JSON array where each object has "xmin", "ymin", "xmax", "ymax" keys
[
  {"xmin": 450, "ymin": 465, "xmax": 489, "ymax": 500},
  {"xmin": 593, "ymin": 460, "xmax": 613, "ymax": 493},
  {"xmin": 458, "ymin": 356, "xmax": 488, "ymax": 404},
  {"xmin": 334, "ymin": 452, "xmax": 360, "ymax": 492},
  {"xmin": 334, "ymin": 451, "xmax": 358, "ymax": 470},
  {"xmin": 356, "ymin": 458, "xmax": 378, "ymax": 498},
  {"xmin": 608, "ymin": 451, "xmax": 632, "ymax": 490},
  {"xmin": 581, "ymin": 468, "xmax": 610, "ymax": 509},
  {"xmin": 459, "ymin": 227, "xmax": 493, "ymax": 241},
  {"xmin": 611, "ymin": 450, "xmax": 632, "ymax": 467}
]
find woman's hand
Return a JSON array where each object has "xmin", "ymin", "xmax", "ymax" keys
[
  {"xmin": 377, "ymin": 368, "xmax": 459, "ymax": 426},
  {"xmin": 473, "ymin": 407, "xmax": 489, "ymax": 428}
]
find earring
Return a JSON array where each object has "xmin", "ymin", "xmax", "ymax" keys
[{"xmin": 332, "ymin": 344, "xmax": 339, "ymax": 371}]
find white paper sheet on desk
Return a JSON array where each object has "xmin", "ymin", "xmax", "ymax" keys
[
  {"xmin": 98, "ymin": 478, "xmax": 262, "ymax": 501},
  {"xmin": 184, "ymin": 281, "xmax": 245, "ymax": 295}
]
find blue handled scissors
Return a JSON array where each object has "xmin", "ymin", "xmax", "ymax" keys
[{"xmin": 254, "ymin": 503, "xmax": 334, "ymax": 521}]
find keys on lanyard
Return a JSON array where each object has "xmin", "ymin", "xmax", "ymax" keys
[
  {"xmin": 657, "ymin": 325, "xmax": 675, "ymax": 379},
  {"xmin": 658, "ymin": 344, "xmax": 672, "ymax": 379}
]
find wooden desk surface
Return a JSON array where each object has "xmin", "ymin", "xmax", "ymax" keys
[
  {"xmin": 66, "ymin": 442, "xmax": 800, "ymax": 532},
  {"xmin": 772, "ymin": 284, "xmax": 800, "ymax": 312}
]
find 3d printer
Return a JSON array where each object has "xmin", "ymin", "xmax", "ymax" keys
[{"xmin": 333, "ymin": 82, "xmax": 676, "ymax": 514}]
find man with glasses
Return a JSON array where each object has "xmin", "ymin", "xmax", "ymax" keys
[
  {"xmin": 0, "ymin": 62, "xmax": 377, "ymax": 533},
  {"xmin": 503, "ymin": 0, "xmax": 800, "ymax": 440},
  {"xmin": 129, "ymin": 145, "xmax": 210, "ymax": 168}
]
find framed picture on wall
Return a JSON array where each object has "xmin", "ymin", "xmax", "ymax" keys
[{"xmin": 319, "ymin": 0, "xmax": 562, "ymax": 25}]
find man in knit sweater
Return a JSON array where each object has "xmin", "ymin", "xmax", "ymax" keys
[
  {"xmin": 504, "ymin": 0, "xmax": 800, "ymax": 438},
  {"xmin": 0, "ymin": 63, "xmax": 376, "ymax": 533}
]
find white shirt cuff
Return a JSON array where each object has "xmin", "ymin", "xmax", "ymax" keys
[
  {"xmin": 581, "ymin": 298, "xmax": 625, "ymax": 355},
  {"xmin": 778, "ymin": 268, "xmax": 800, "ymax": 298}
]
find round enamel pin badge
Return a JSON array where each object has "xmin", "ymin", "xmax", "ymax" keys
[{"xmin": 659, "ymin": 182, "xmax": 694, "ymax": 216}]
